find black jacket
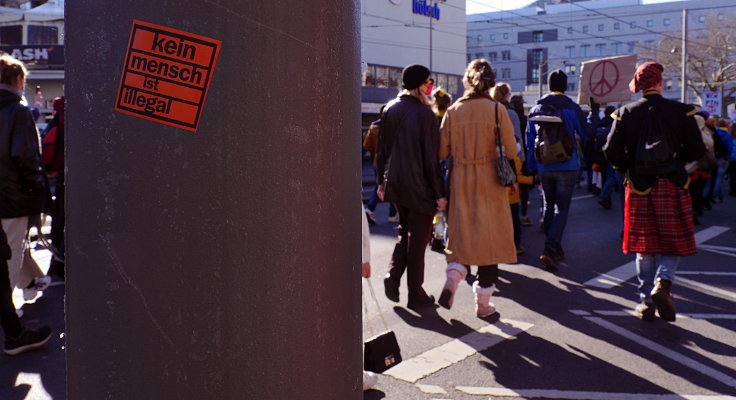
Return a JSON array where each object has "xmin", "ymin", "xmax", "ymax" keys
[
  {"xmin": 603, "ymin": 92, "xmax": 705, "ymax": 193},
  {"xmin": 377, "ymin": 95, "xmax": 444, "ymax": 215},
  {"xmin": 0, "ymin": 88, "xmax": 49, "ymax": 218}
]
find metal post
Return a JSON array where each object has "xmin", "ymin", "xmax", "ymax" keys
[
  {"xmin": 539, "ymin": 61, "xmax": 545, "ymax": 100},
  {"xmin": 681, "ymin": 8, "xmax": 688, "ymax": 103},
  {"xmin": 430, "ymin": 4, "xmax": 433, "ymax": 72},
  {"xmin": 66, "ymin": 1, "xmax": 362, "ymax": 399}
]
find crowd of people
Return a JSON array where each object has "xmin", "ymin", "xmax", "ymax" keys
[
  {"xmin": 362, "ymin": 58, "xmax": 734, "ymax": 331},
  {"xmin": 0, "ymin": 53, "xmax": 64, "ymax": 356}
]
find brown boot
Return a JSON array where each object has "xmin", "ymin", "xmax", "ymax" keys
[
  {"xmin": 651, "ymin": 279, "xmax": 676, "ymax": 322},
  {"xmin": 635, "ymin": 301, "xmax": 656, "ymax": 322}
]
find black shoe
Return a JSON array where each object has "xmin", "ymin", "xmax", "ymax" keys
[
  {"xmin": 540, "ymin": 248, "xmax": 558, "ymax": 271},
  {"xmin": 383, "ymin": 274, "xmax": 400, "ymax": 302},
  {"xmin": 4, "ymin": 326, "xmax": 52, "ymax": 356},
  {"xmin": 407, "ymin": 295, "xmax": 435, "ymax": 311},
  {"xmin": 597, "ymin": 198, "xmax": 612, "ymax": 210},
  {"xmin": 635, "ymin": 302, "xmax": 656, "ymax": 322},
  {"xmin": 552, "ymin": 248, "xmax": 565, "ymax": 262},
  {"xmin": 651, "ymin": 279, "xmax": 676, "ymax": 322}
]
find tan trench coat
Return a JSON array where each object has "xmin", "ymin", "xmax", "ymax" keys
[{"xmin": 439, "ymin": 96, "xmax": 518, "ymax": 266}]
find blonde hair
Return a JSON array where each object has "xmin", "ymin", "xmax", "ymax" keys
[
  {"xmin": 431, "ymin": 87, "xmax": 452, "ymax": 114},
  {"xmin": 0, "ymin": 54, "xmax": 27, "ymax": 85},
  {"xmin": 463, "ymin": 59, "xmax": 495, "ymax": 97},
  {"xmin": 490, "ymin": 82, "xmax": 511, "ymax": 102},
  {"xmin": 400, "ymin": 87, "xmax": 430, "ymax": 106}
]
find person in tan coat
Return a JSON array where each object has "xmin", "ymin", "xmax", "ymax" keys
[{"xmin": 437, "ymin": 59, "xmax": 518, "ymax": 317}]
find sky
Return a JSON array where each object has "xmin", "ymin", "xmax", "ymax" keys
[{"xmin": 466, "ymin": 0, "xmax": 681, "ymax": 14}]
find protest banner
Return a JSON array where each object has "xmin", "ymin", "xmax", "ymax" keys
[{"xmin": 578, "ymin": 54, "xmax": 637, "ymax": 105}]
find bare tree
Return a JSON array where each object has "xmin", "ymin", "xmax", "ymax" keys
[{"xmin": 647, "ymin": 13, "xmax": 736, "ymax": 111}]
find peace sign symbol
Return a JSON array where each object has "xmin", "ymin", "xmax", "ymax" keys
[{"xmin": 589, "ymin": 60, "xmax": 620, "ymax": 97}]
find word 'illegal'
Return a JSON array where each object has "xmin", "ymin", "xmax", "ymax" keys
[{"xmin": 120, "ymin": 87, "xmax": 172, "ymax": 115}]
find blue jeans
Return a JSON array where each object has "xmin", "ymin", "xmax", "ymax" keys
[
  {"xmin": 539, "ymin": 170, "xmax": 577, "ymax": 251},
  {"xmin": 636, "ymin": 253, "xmax": 680, "ymax": 302}
]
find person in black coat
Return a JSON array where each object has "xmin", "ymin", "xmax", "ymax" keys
[{"xmin": 376, "ymin": 64, "xmax": 447, "ymax": 310}]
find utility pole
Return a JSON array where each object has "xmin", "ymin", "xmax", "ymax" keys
[
  {"xmin": 429, "ymin": 2, "xmax": 433, "ymax": 72},
  {"xmin": 681, "ymin": 8, "xmax": 688, "ymax": 103}
]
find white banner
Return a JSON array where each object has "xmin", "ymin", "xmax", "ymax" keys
[
  {"xmin": 702, "ymin": 91, "xmax": 721, "ymax": 116},
  {"xmin": 578, "ymin": 54, "xmax": 637, "ymax": 105}
]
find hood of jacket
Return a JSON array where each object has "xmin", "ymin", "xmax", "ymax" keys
[
  {"xmin": 0, "ymin": 88, "xmax": 22, "ymax": 110},
  {"xmin": 536, "ymin": 93, "xmax": 576, "ymax": 109}
]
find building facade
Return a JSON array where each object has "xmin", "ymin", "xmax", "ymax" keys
[
  {"xmin": 361, "ymin": 0, "xmax": 467, "ymax": 120},
  {"xmin": 467, "ymin": 0, "xmax": 736, "ymax": 107}
]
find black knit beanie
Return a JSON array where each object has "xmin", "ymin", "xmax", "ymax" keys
[
  {"xmin": 549, "ymin": 69, "xmax": 567, "ymax": 92},
  {"xmin": 402, "ymin": 64, "xmax": 431, "ymax": 90}
]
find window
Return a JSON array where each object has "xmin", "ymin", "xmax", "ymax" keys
[
  {"xmin": 580, "ymin": 44, "xmax": 590, "ymax": 57},
  {"xmin": 28, "ymin": 25, "xmax": 59, "ymax": 44},
  {"xmin": 698, "ymin": 15, "xmax": 706, "ymax": 23},
  {"xmin": 467, "ymin": 53, "xmax": 472, "ymax": 63},
  {"xmin": 567, "ymin": 83, "xmax": 576, "ymax": 91},
  {"xmin": 488, "ymin": 52, "xmax": 497, "ymax": 61},
  {"xmin": 475, "ymin": 52, "xmax": 484, "ymax": 59},
  {"xmin": 565, "ymin": 64, "xmax": 577, "ymax": 75},
  {"xmin": 567, "ymin": 27, "xmax": 573, "ymax": 34},
  {"xmin": 502, "ymin": 68, "xmax": 511, "ymax": 79},
  {"xmin": 664, "ymin": 18, "xmax": 671, "ymax": 26},
  {"xmin": 627, "ymin": 41, "xmax": 636, "ymax": 53},
  {"xmin": 598, "ymin": 24, "xmax": 604, "ymax": 32},
  {"xmin": 503, "ymin": 32, "xmax": 509, "ymax": 39},
  {"xmin": 614, "ymin": 22, "xmax": 620, "ymax": 30},
  {"xmin": 646, "ymin": 19, "xmax": 653, "ymax": 27},
  {"xmin": 630, "ymin": 21, "xmax": 636, "ymax": 28},
  {"xmin": 565, "ymin": 46, "xmax": 575, "ymax": 58},
  {"xmin": 533, "ymin": 31, "xmax": 543, "ymax": 42},
  {"xmin": 582, "ymin": 25, "xmax": 589, "ymax": 33},
  {"xmin": 490, "ymin": 34, "xmax": 496, "ymax": 41},
  {"xmin": 0, "ymin": 25, "xmax": 22, "ymax": 45},
  {"xmin": 477, "ymin": 34, "xmax": 483, "ymax": 42},
  {"xmin": 374, "ymin": 66, "xmax": 389, "ymax": 88},
  {"xmin": 502, "ymin": 50, "xmax": 511, "ymax": 60},
  {"xmin": 666, "ymin": 80, "xmax": 673, "ymax": 90},
  {"xmin": 612, "ymin": 42, "xmax": 622, "ymax": 55},
  {"xmin": 596, "ymin": 43, "xmax": 606, "ymax": 56}
]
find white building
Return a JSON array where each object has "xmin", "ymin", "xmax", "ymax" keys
[{"xmin": 361, "ymin": 0, "xmax": 467, "ymax": 121}]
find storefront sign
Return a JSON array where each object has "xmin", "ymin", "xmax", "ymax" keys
[
  {"xmin": 413, "ymin": 0, "xmax": 440, "ymax": 20},
  {"xmin": 0, "ymin": 45, "xmax": 64, "ymax": 67},
  {"xmin": 115, "ymin": 20, "xmax": 222, "ymax": 132}
]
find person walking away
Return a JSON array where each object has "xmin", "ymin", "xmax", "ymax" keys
[
  {"xmin": 363, "ymin": 106, "xmax": 398, "ymax": 225},
  {"xmin": 686, "ymin": 112, "xmax": 716, "ymax": 225},
  {"xmin": 0, "ymin": 54, "xmax": 52, "ymax": 299},
  {"xmin": 436, "ymin": 59, "xmax": 517, "ymax": 317},
  {"xmin": 526, "ymin": 70, "xmax": 597, "ymax": 270},
  {"xmin": 376, "ymin": 64, "xmax": 447, "ymax": 310},
  {"xmin": 603, "ymin": 62, "xmax": 705, "ymax": 322},
  {"xmin": 43, "ymin": 96, "xmax": 66, "ymax": 280},
  {"xmin": 510, "ymin": 95, "xmax": 534, "ymax": 227},
  {"xmin": 711, "ymin": 119, "xmax": 732, "ymax": 202}
]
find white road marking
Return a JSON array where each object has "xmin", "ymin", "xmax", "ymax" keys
[
  {"xmin": 569, "ymin": 309, "xmax": 592, "ymax": 316},
  {"xmin": 698, "ymin": 244, "xmax": 736, "ymax": 252},
  {"xmin": 415, "ymin": 384, "xmax": 447, "ymax": 394},
  {"xmin": 585, "ymin": 316, "xmax": 736, "ymax": 388},
  {"xmin": 15, "ymin": 372, "xmax": 52, "ymax": 400},
  {"xmin": 699, "ymin": 247, "xmax": 736, "ymax": 258},
  {"xmin": 455, "ymin": 386, "xmax": 736, "ymax": 399},
  {"xmin": 585, "ymin": 226, "xmax": 731, "ymax": 289},
  {"xmin": 383, "ymin": 318, "xmax": 533, "ymax": 383},
  {"xmin": 678, "ymin": 277, "xmax": 736, "ymax": 301},
  {"xmin": 572, "ymin": 194, "xmax": 594, "ymax": 201},
  {"xmin": 587, "ymin": 309, "xmax": 736, "ymax": 320}
]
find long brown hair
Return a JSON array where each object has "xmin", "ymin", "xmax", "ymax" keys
[
  {"xmin": 0, "ymin": 54, "xmax": 27, "ymax": 86},
  {"xmin": 462, "ymin": 59, "xmax": 495, "ymax": 98},
  {"xmin": 490, "ymin": 82, "xmax": 511, "ymax": 102}
]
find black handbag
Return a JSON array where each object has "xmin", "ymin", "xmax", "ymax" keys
[
  {"xmin": 363, "ymin": 279, "xmax": 402, "ymax": 373},
  {"xmin": 494, "ymin": 102, "xmax": 517, "ymax": 187}
]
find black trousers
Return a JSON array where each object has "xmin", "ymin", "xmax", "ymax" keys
[
  {"xmin": 461, "ymin": 264, "xmax": 498, "ymax": 288},
  {"xmin": 388, "ymin": 205, "xmax": 433, "ymax": 303},
  {"xmin": 1, "ymin": 258, "xmax": 22, "ymax": 338}
]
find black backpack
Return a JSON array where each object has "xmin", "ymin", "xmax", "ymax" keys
[
  {"xmin": 530, "ymin": 104, "xmax": 574, "ymax": 164},
  {"xmin": 633, "ymin": 104, "xmax": 679, "ymax": 175}
]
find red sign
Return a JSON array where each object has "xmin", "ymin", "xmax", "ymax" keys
[{"xmin": 115, "ymin": 20, "xmax": 222, "ymax": 132}]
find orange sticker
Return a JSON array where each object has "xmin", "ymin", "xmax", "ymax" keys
[{"xmin": 115, "ymin": 20, "xmax": 221, "ymax": 132}]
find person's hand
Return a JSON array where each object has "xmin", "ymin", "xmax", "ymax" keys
[
  {"xmin": 377, "ymin": 185, "xmax": 385, "ymax": 201},
  {"xmin": 436, "ymin": 197, "xmax": 448, "ymax": 211},
  {"xmin": 590, "ymin": 97, "xmax": 600, "ymax": 113},
  {"xmin": 362, "ymin": 262, "xmax": 371, "ymax": 278}
]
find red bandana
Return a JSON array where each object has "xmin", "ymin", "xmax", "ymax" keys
[{"xmin": 629, "ymin": 62, "xmax": 664, "ymax": 93}]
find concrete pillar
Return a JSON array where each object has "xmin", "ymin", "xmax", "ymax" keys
[{"xmin": 65, "ymin": 1, "xmax": 361, "ymax": 398}]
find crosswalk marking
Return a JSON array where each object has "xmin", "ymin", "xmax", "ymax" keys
[
  {"xmin": 585, "ymin": 316, "xmax": 736, "ymax": 388},
  {"xmin": 585, "ymin": 226, "xmax": 731, "ymax": 289},
  {"xmin": 383, "ymin": 318, "xmax": 533, "ymax": 383},
  {"xmin": 579, "ymin": 309, "xmax": 736, "ymax": 320},
  {"xmin": 455, "ymin": 386, "xmax": 736, "ymax": 399},
  {"xmin": 678, "ymin": 277, "xmax": 736, "ymax": 301}
]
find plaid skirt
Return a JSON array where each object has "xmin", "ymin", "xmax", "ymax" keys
[{"xmin": 623, "ymin": 178, "xmax": 697, "ymax": 256}]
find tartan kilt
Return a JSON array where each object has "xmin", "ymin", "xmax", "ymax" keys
[{"xmin": 623, "ymin": 178, "xmax": 697, "ymax": 256}]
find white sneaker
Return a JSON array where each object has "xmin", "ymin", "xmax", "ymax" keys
[{"xmin": 362, "ymin": 370, "xmax": 378, "ymax": 391}]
